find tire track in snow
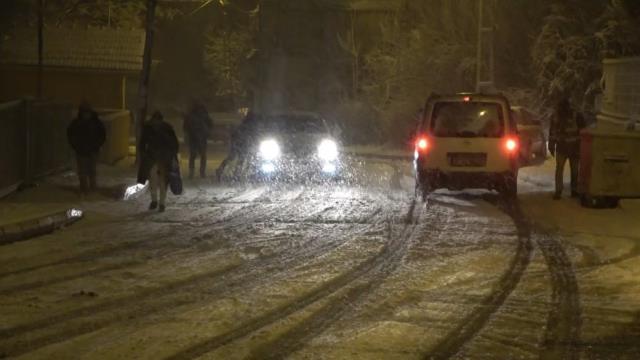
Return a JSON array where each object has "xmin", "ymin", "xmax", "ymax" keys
[
  {"xmin": 424, "ymin": 196, "xmax": 533, "ymax": 360},
  {"xmin": 0, "ymin": 261, "xmax": 138, "ymax": 296},
  {"xmin": 535, "ymin": 230, "xmax": 581, "ymax": 360},
  {"xmin": 0, "ymin": 224, "xmax": 374, "ymax": 357},
  {"xmin": 0, "ymin": 188, "xmax": 386, "ymax": 358},
  {"xmin": 0, "ymin": 186, "xmax": 353, "ymax": 297},
  {"xmin": 244, "ymin": 199, "xmax": 422, "ymax": 360},
  {"xmin": 0, "ymin": 186, "xmax": 277, "ymax": 281},
  {"xmin": 0, "ymin": 224, "xmax": 178, "ymax": 279},
  {"xmin": 164, "ymin": 197, "xmax": 420, "ymax": 360}
]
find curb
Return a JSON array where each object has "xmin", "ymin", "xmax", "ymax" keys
[{"xmin": 0, "ymin": 209, "xmax": 84, "ymax": 246}]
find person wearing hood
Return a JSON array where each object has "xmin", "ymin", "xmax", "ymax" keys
[
  {"xmin": 549, "ymin": 98, "xmax": 585, "ymax": 199},
  {"xmin": 216, "ymin": 110, "xmax": 257, "ymax": 181},
  {"xmin": 67, "ymin": 102, "xmax": 106, "ymax": 194},
  {"xmin": 183, "ymin": 101, "xmax": 213, "ymax": 179},
  {"xmin": 138, "ymin": 111, "xmax": 179, "ymax": 212}
]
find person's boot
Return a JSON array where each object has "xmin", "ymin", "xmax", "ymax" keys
[
  {"xmin": 571, "ymin": 189, "xmax": 579, "ymax": 198},
  {"xmin": 158, "ymin": 204, "xmax": 166, "ymax": 213},
  {"xmin": 553, "ymin": 193, "xmax": 561, "ymax": 200},
  {"xmin": 79, "ymin": 177, "xmax": 89, "ymax": 197},
  {"xmin": 216, "ymin": 168, "xmax": 223, "ymax": 182},
  {"xmin": 89, "ymin": 176, "xmax": 97, "ymax": 193},
  {"xmin": 200, "ymin": 158, "xmax": 207, "ymax": 179},
  {"xmin": 149, "ymin": 201, "xmax": 158, "ymax": 210}
]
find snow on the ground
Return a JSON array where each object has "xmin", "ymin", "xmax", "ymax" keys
[
  {"xmin": 1, "ymin": 153, "xmax": 640, "ymax": 359},
  {"xmin": 519, "ymin": 159, "xmax": 640, "ymax": 255},
  {"xmin": 520, "ymin": 159, "xmax": 640, "ymax": 357}
]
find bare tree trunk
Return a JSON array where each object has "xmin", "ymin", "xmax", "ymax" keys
[
  {"xmin": 136, "ymin": 0, "xmax": 157, "ymax": 164},
  {"xmin": 37, "ymin": 0, "xmax": 44, "ymax": 99},
  {"xmin": 350, "ymin": 12, "xmax": 358, "ymax": 98}
]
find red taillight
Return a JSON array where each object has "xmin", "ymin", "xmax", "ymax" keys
[
  {"xmin": 504, "ymin": 137, "xmax": 518, "ymax": 153},
  {"xmin": 416, "ymin": 137, "xmax": 431, "ymax": 153},
  {"xmin": 417, "ymin": 138, "xmax": 429, "ymax": 151}
]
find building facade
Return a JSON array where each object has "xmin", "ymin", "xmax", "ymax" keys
[{"xmin": 0, "ymin": 27, "xmax": 145, "ymax": 110}]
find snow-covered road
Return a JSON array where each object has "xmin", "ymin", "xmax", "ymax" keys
[{"xmin": 0, "ymin": 160, "xmax": 639, "ymax": 359}]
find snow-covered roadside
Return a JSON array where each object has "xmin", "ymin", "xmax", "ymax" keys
[
  {"xmin": 519, "ymin": 159, "xmax": 640, "ymax": 260},
  {"xmin": 0, "ymin": 148, "xmax": 231, "ymax": 226},
  {"xmin": 519, "ymin": 160, "xmax": 640, "ymax": 357},
  {"xmin": 0, "ymin": 161, "xmax": 140, "ymax": 225}
]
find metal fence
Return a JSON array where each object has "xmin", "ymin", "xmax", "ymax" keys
[
  {"xmin": 0, "ymin": 99, "xmax": 73, "ymax": 197},
  {"xmin": 0, "ymin": 100, "xmax": 27, "ymax": 196}
]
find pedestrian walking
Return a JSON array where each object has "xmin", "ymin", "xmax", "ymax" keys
[
  {"xmin": 216, "ymin": 111, "xmax": 257, "ymax": 181},
  {"xmin": 549, "ymin": 98, "xmax": 585, "ymax": 199},
  {"xmin": 67, "ymin": 102, "xmax": 106, "ymax": 194},
  {"xmin": 183, "ymin": 101, "xmax": 213, "ymax": 179},
  {"xmin": 137, "ymin": 111, "xmax": 179, "ymax": 212}
]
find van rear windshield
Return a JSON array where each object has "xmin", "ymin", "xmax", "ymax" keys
[{"xmin": 431, "ymin": 102, "xmax": 504, "ymax": 138}]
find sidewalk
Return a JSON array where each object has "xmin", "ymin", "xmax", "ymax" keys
[{"xmin": 519, "ymin": 160, "xmax": 640, "ymax": 262}]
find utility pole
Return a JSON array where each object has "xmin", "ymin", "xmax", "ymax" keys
[
  {"xmin": 475, "ymin": 0, "xmax": 495, "ymax": 93},
  {"xmin": 37, "ymin": 0, "xmax": 44, "ymax": 99},
  {"xmin": 29, "ymin": 0, "xmax": 45, "ymax": 184},
  {"xmin": 136, "ymin": 0, "xmax": 157, "ymax": 163}
]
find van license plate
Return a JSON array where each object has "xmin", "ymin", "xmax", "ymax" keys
[{"xmin": 448, "ymin": 153, "xmax": 487, "ymax": 167}]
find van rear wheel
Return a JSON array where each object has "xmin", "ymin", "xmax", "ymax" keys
[
  {"xmin": 416, "ymin": 169, "xmax": 433, "ymax": 202},
  {"xmin": 500, "ymin": 174, "xmax": 518, "ymax": 199}
]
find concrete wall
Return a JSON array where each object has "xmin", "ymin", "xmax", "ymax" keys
[
  {"xmin": 0, "ymin": 66, "xmax": 126, "ymax": 110},
  {"xmin": 98, "ymin": 110, "xmax": 132, "ymax": 164}
]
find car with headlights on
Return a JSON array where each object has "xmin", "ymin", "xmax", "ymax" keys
[
  {"xmin": 414, "ymin": 93, "xmax": 520, "ymax": 199},
  {"xmin": 247, "ymin": 112, "xmax": 341, "ymax": 181}
]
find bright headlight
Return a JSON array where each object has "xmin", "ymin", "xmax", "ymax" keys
[
  {"xmin": 318, "ymin": 139, "xmax": 338, "ymax": 161},
  {"xmin": 259, "ymin": 139, "xmax": 281, "ymax": 160}
]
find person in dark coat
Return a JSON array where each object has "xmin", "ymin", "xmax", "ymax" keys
[
  {"xmin": 549, "ymin": 98, "xmax": 585, "ymax": 199},
  {"xmin": 183, "ymin": 101, "xmax": 213, "ymax": 179},
  {"xmin": 216, "ymin": 111, "xmax": 257, "ymax": 181},
  {"xmin": 67, "ymin": 102, "xmax": 106, "ymax": 194},
  {"xmin": 138, "ymin": 111, "xmax": 179, "ymax": 212}
]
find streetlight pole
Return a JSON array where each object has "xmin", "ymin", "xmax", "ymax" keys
[
  {"xmin": 136, "ymin": 0, "xmax": 157, "ymax": 163},
  {"xmin": 476, "ymin": 0, "xmax": 495, "ymax": 93},
  {"xmin": 37, "ymin": 0, "xmax": 44, "ymax": 99}
]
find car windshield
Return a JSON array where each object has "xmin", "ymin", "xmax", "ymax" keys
[
  {"xmin": 431, "ymin": 102, "xmax": 504, "ymax": 138},
  {"xmin": 260, "ymin": 114, "xmax": 326, "ymax": 133}
]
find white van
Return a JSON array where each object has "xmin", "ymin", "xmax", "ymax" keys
[{"xmin": 415, "ymin": 93, "xmax": 520, "ymax": 199}]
